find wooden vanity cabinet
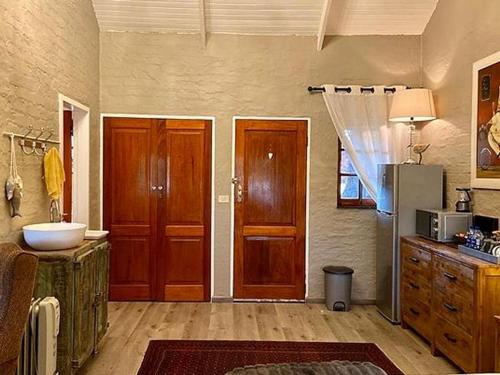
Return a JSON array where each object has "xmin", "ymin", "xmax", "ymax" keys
[
  {"xmin": 26, "ymin": 240, "xmax": 109, "ymax": 375},
  {"xmin": 401, "ymin": 236, "xmax": 500, "ymax": 373}
]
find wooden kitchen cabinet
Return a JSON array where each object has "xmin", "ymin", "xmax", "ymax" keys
[
  {"xmin": 401, "ymin": 236, "xmax": 500, "ymax": 373},
  {"xmin": 26, "ymin": 240, "xmax": 109, "ymax": 374}
]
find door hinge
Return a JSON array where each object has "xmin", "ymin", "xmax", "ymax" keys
[{"xmin": 93, "ymin": 293, "xmax": 102, "ymax": 307}]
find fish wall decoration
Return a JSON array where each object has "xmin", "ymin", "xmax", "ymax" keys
[{"xmin": 5, "ymin": 134, "xmax": 23, "ymax": 217}]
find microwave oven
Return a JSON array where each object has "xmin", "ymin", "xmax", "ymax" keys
[{"xmin": 416, "ymin": 209, "xmax": 472, "ymax": 242}]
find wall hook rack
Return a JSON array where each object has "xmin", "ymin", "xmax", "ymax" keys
[{"xmin": 3, "ymin": 126, "xmax": 60, "ymax": 156}]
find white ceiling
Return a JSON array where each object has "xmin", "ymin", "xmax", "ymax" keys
[
  {"xmin": 92, "ymin": 0, "xmax": 439, "ymax": 36},
  {"xmin": 327, "ymin": 0, "xmax": 439, "ymax": 35}
]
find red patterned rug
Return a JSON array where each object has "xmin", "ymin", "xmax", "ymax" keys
[{"xmin": 138, "ymin": 340, "xmax": 403, "ymax": 375}]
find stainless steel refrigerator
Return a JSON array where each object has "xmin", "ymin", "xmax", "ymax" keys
[{"xmin": 376, "ymin": 164, "xmax": 443, "ymax": 323}]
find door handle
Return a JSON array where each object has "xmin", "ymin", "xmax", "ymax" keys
[
  {"xmin": 443, "ymin": 272, "xmax": 457, "ymax": 281},
  {"xmin": 409, "ymin": 307, "xmax": 420, "ymax": 316},
  {"xmin": 444, "ymin": 333, "xmax": 457, "ymax": 343},
  {"xmin": 152, "ymin": 186, "xmax": 157, "ymax": 191},
  {"xmin": 157, "ymin": 185, "xmax": 164, "ymax": 191},
  {"xmin": 232, "ymin": 177, "xmax": 243, "ymax": 203},
  {"xmin": 409, "ymin": 281, "xmax": 420, "ymax": 290},
  {"xmin": 443, "ymin": 303, "xmax": 458, "ymax": 312}
]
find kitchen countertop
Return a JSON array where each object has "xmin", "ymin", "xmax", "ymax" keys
[{"xmin": 402, "ymin": 236, "xmax": 500, "ymax": 270}]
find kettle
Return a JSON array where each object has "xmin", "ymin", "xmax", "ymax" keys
[{"xmin": 456, "ymin": 188, "xmax": 472, "ymax": 212}]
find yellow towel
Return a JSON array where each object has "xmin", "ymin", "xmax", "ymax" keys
[{"xmin": 43, "ymin": 147, "xmax": 65, "ymax": 200}]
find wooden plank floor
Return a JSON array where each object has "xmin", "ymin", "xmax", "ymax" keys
[{"xmin": 80, "ymin": 303, "xmax": 459, "ymax": 375}]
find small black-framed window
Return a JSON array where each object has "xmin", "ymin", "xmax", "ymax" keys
[{"xmin": 337, "ymin": 140, "xmax": 376, "ymax": 209}]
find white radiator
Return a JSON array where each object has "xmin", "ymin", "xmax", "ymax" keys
[{"xmin": 17, "ymin": 297, "xmax": 60, "ymax": 375}]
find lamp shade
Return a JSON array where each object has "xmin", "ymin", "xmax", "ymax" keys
[{"xmin": 389, "ymin": 88, "xmax": 436, "ymax": 122}]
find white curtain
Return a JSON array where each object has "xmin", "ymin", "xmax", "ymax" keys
[{"xmin": 322, "ymin": 85, "xmax": 407, "ymax": 199}]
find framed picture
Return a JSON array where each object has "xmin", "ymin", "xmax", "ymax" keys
[{"xmin": 471, "ymin": 50, "xmax": 500, "ymax": 189}]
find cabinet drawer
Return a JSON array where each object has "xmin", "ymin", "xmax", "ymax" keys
[
  {"xmin": 433, "ymin": 289, "xmax": 474, "ymax": 335},
  {"xmin": 401, "ymin": 244, "xmax": 431, "ymax": 278},
  {"xmin": 435, "ymin": 318, "xmax": 475, "ymax": 373},
  {"xmin": 434, "ymin": 255, "xmax": 474, "ymax": 299},
  {"xmin": 402, "ymin": 298, "xmax": 432, "ymax": 341},
  {"xmin": 401, "ymin": 274, "xmax": 431, "ymax": 305}
]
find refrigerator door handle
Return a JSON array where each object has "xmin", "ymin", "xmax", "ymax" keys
[{"xmin": 377, "ymin": 210, "xmax": 397, "ymax": 218}]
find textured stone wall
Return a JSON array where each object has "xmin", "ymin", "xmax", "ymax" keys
[
  {"xmin": 421, "ymin": 0, "xmax": 500, "ymax": 216},
  {"xmin": 0, "ymin": 1, "xmax": 100, "ymax": 242},
  {"xmin": 100, "ymin": 33, "xmax": 421, "ymax": 299}
]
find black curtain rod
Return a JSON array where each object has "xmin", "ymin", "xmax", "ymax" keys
[{"xmin": 307, "ymin": 86, "xmax": 398, "ymax": 94}]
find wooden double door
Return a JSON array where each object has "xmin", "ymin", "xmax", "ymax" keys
[
  {"xmin": 233, "ymin": 119, "xmax": 308, "ymax": 300},
  {"xmin": 104, "ymin": 117, "xmax": 212, "ymax": 302}
]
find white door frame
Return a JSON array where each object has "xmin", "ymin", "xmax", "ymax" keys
[
  {"xmin": 230, "ymin": 116, "xmax": 311, "ymax": 299},
  {"xmin": 100, "ymin": 113, "xmax": 216, "ymax": 299},
  {"xmin": 58, "ymin": 94, "xmax": 90, "ymax": 225}
]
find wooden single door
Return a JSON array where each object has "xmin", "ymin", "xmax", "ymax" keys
[
  {"xmin": 104, "ymin": 118, "xmax": 158, "ymax": 300},
  {"xmin": 62, "ymin": 110, "xmax": 73, "ymax": 221},
  {"xmin": 104, "ymin": 117, "xmax": 211, "ymax": 302},
  {"xmin": 157, "ymin": 120, "xmax": 212, "ymax": 301},
  {"xmin": 234, "ymin": 119, "xmax": 307, "ymax": 300}
]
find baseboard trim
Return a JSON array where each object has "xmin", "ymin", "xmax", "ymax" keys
[
  {"xmin": 211, "ymin": 296, "xmax": 375, "ymax": 305},
  {"xmin": 211, "ymin": 296, "xmax": 234, "ymax": 303},
  {"xmin": 305, "ymin": 298, "xmax": 375, "ymax": 305},
  {"xmin": 352, "ymin": 299, "xmax": 376, "ymax": 305}
]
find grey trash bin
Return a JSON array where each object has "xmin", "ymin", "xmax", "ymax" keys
[{"xmin": 323, "ymin": 266, "xmax": 354, "ymax": 311}]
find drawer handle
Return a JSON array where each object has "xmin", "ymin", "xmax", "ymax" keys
[
  {"xmin": 443, "ymin": 303, "xmax": 458, "ymax": 312},
  {"xmin": 443, "ymin": 272, "xmax": 457, "ymax": 281},
  {"xmin": 409, "ymin": 307, "xmax": 420, "ymax": 316},
  {"xmin": 409, "ymin": 282, "xmax": 420, "ymax": 290},
  {"xmin": 444, "ymin": 333, "xmax": 457, "ymax": 343},
  {"xmin": 409, "ymin": 256, "xmax": 420, "ymax": 264}
]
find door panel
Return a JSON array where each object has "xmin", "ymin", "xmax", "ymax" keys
[
  {"xmin": 234, "ymin": 119, "xmax": 307, "ymax": 300},
  {"xmin": 94, "ymin": 243, "xmax": 109, "ymax": 350},
  {"xmin": 157, "ymin": 120, "xmax": 211, "ymax": 301},
  {"xmin": 104, "ymin": 118, "xmax": 158, "ymax": 301},
  {"xmin": 376, "ymin": 210, "xmax": 398, "ymax": 321},
  {"xmin": 243, "ymin": 237, "xmax": 295, "ymax": 285},
  {"xmin": 244, "ymin": 131, "xmax": 297, "ymax": 225},
  {"xmin": 110, "ymin": 129, "xmax": 151, "ymax": 223},
  {"xmin": 164, "ymin": 129, "xmax": 205, "ymax": 223},
  {"xmin": 164, "ymin": 238, "xmax": 204, "ymax": 282},
  {"xmin": 73, "ymin": 249, "xmax": 96, "ymax": 367},
  {"xmin": 109, "ymin": 238, "xmax": 151, "ymax": 283}
]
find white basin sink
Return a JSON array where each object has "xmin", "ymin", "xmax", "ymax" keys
[{"xmin": 23, "ymin": 223, "xmax": 87, "ymax": 251}]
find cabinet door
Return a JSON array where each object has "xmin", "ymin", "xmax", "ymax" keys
[
  {"xmin": 34, "ymin": 261, "xmax": 74, "ymax": 375},
  {"xmin": 104, "ymin": 117, "xmax": 159, "ymax": 300},
  {"xmin": 72, "ymin": 249, "xmax": 96, "ymax": 369},
  {"xmin": 94, "ymin": 243, "xmax": 109, "ymax": 351},
  {"xmin": 157, "ymin": 120, "xmax": 212, "ymax": 301}
]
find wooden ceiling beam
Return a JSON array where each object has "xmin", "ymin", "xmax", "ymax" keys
[{"xmin": 317, "ymin": 0, "xmax": 332, "ymax": 51}]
